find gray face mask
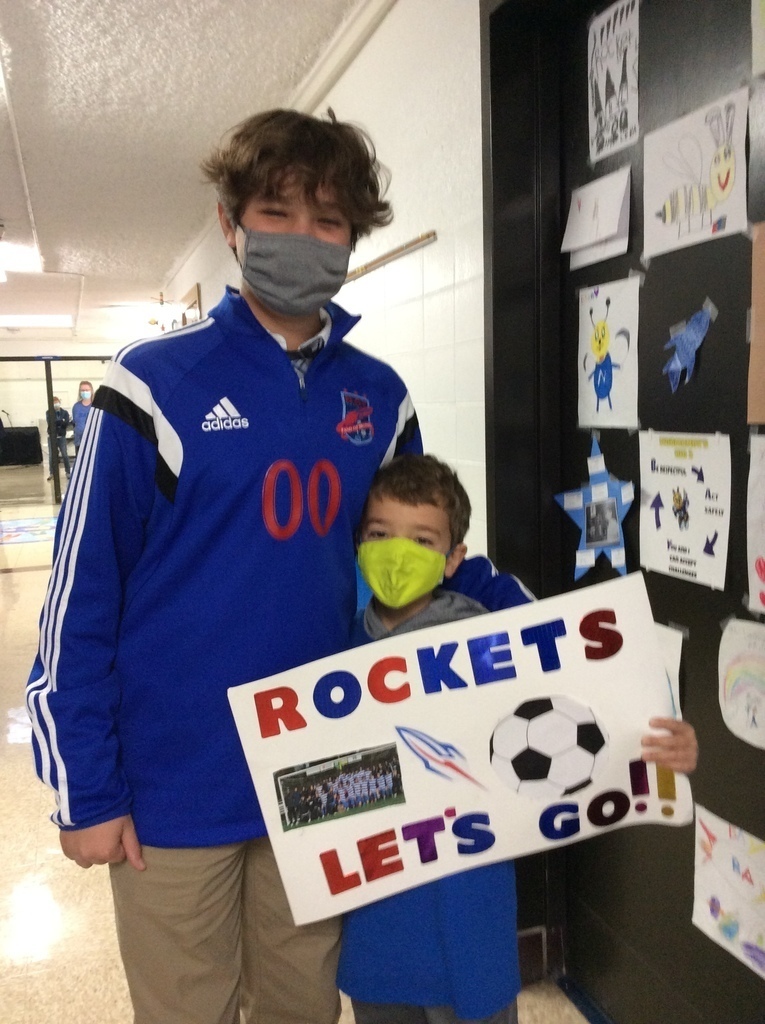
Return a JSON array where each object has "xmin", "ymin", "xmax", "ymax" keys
[{"xmin": 238, "ymin": 228, "xmax": 351, "ymax": 318}]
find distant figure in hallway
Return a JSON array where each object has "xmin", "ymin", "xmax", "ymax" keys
[
  {"xmin": 71, "ymin": 381, "xmax": 95, "ymax": 454},
  {"xmin": 46, "ymin": 397, "xmax": 70, "ymax": 480}
]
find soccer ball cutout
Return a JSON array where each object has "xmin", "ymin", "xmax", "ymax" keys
[{"xmin": 490, "ymin": 696, "xmax": 609, "ymax": 801}]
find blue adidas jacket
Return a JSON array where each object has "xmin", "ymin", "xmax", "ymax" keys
[{"xmin": 26, "ymin": 288, "xmax": 422, "ymax": 847}]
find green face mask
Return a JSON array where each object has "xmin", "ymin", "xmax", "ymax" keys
[{"xmin": 357, "ymin": 537, "xmax": 447, "ymax": 610}]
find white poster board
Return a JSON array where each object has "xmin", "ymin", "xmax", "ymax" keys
[
  {"xmin": 588, "ymin": 0, "xmax": 640, "ymax": 163},
  {"xmin": 578, "ymin": 276, "xmax": 640, "ymax": 428},
  {"xmin": 639, "ymin": 431, "xmax": 731, "ymax": 590},
  {"xmin": 643, "ymin": 88, "xmax": 748, "ymax": 260},
  {"xmin": 229, "ymin": 574, "xmax": 692, "ymax": 925}
]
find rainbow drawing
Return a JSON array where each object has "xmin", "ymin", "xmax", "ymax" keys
[{"xmin": 720, "ymin": 653, "xmax": 765, "ymax": 741}]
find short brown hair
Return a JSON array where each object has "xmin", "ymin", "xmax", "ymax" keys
[
  {"xmin": 201, "ymin": 108, "xmax": 392, "ymax": 246},
  {"xmin": 364, "ymin": 454, "xmax": 472, "ymax": 546}
]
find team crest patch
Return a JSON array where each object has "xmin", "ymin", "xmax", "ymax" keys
[{"xmin": 336, "ymin": 390, "xmax": 374, "ymax": 445}]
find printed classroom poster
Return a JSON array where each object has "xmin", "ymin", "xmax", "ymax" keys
[
  {"xmin": 748, "ymin": 435, "xmax": 765, "ymax": 613},
  {"xmin": 718, "ymin": 619, "xmax": 765, "ymax": 750},
  {"xmin": 639, "ymin": 431, "xmax": 731, "ymax": 590},
  {"xmin": 643, "ymin": 88, "xmax": 748, "ymax": 260},
  {"xmin": 588, "ymin": 0, "xmax": 639, "ymax": 163},
  {"xmin": 578, "ymin": 276, "xmax": 639, "ymax": 428},
  {"xmin": 229, "ymin": 574, "xmax": 692, "ymax": 925},
  {"xmin": 693, "ymin": 805, "xmax": 765, "ymax": 979}
]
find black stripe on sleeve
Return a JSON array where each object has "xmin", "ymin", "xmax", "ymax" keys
[
  {"xmin": 95, "ymin": 385, "xmax": 157, "ymax": 446},
  {"xmin": 393, "ymin": 411, "xmax": 420, "ymax": 457},
  {"xmin": 155, "ymin": 455, "xmax": 178, "ymax": 504},
  {"xmin": 95, "ymin": 385, "xmax": 179, "ymax": 504}
]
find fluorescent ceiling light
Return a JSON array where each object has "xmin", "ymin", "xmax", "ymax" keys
[
  {"xmin": 0, "ymin": 241, "xmax": 43, "ymax": 274},
  {"xmin": 0, "ymin": 314, "xmax": 73, "ymax": 328}
]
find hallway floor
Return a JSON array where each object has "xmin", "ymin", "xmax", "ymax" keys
[{"xmin": 0, "ymin": 464, "xmax": 589, "ymax": 1024}]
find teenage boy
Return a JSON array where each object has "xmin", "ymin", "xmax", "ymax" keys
[
  {"xmin": 26, "ymin": 108, "xmax": 530, "ymax": 1024},
  {"xmin": 26, "ymin": 109, "xmax": 430, "ymax": 1024},
  {"xmin": 338, "ymin": 453, "xmax": 699, "ymax": 1024}
]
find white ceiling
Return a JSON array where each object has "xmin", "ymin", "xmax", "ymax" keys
[{"xmin": 0, "ymin": 0, "xmax": 377, "ymax": 344}]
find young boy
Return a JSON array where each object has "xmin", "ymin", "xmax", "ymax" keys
[{"xmin": 338, "ymin": 453, "xmax": 699, "ymax": 1024}]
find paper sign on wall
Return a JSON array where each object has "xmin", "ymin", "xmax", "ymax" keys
[
  {"xmin": 639, "ymin": 431, "xmax": 731, "ymax": 590},
  {"xmin": 587, "ymin": 0, "xmax": 639, "ymax": 163},
  {"xmin": 643, "ymin": 88, "xmax": 749, "ymax": 260},
  {"xmin": 655, "ymin": 622, "xmax": 683, "ymax": 716},
  {"xmin": 578, "ymin": 276, "xmax": 639, "ymax": 428},
  {"xmin": 562, "ymin": 166, "xmax": 631, "ymax": 270},
  {"xmin": 718, "ymin": 619, "xmax": 765, "ymax": 750},
  {"xmin": 693, "ymin": 805, "xmax": 765, "ymax": 979},
  {"xmin": 228, "ymin": 574, "xmax": 692, "ymax": 925}
]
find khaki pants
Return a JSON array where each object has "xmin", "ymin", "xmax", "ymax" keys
[{"xmin": 110, "ymin": 837, "xmax": 341, "ymax": 1024}]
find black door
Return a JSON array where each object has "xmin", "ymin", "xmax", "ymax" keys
[{"xmin": 483, "ymin": 1, "xmax": 765, "ymax": 1021}]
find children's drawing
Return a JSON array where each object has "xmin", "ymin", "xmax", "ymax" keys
[
  {"xmin": 747, "ymin": 435, "xmax": 765, "ymax": 613},
  {"xmin": 562, "ymin": 167, "xmax": 631, "ymax": 269},
  {"xmin": 555, "ymin": 436, "xmax": 634, "ymax": 580},
  {"xmin": 693, "ymin": 805, "xmax": 765, "ymax": 979},
  {"xmin": 639, "ymin": 431, "xmax": 731, "ymax": 591},
  {"xmin": 643, "ymin": 88, "xmax": 749, "ymax": 259},
  {"xmin": 578, "ymin": 276, "xmax": 639, "ymax": 428},
  {"xmin": 718, "ymin": 619, "xmax": 765, "ymax": 749},
  {"xmin": 588, "ymin": 299, "xmax": 629, "ymax": 410},
  {"xmin": 662, "ymin": 299, "xmax": 718, "ymax": 393},
  {"xmin": 588, "ymin": 0, "xmax": 639, "ymax": 163}
]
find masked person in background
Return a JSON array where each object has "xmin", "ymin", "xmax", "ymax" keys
[
  {"xmin": 45, "ymin": 396, "xmax": 70, "ymax": 480},
  {"xmin": 71, "ymin": 380, "xmax": 95, "ymax": 455}
]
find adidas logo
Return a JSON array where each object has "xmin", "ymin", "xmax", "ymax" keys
[{"xmin": 202, "ymin": 397, "xmax": 249, "ymax": 432}]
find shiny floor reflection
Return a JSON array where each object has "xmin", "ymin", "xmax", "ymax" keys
[{"xmin": 0, "ymin": 468, "xmax": 589, "ymax": 1023}]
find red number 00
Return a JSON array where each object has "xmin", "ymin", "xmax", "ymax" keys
[{"xmin": 262, "ymin": 459, "xmax": 341, "ymax": 541}]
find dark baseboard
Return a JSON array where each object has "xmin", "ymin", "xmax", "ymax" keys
[{"xmin": 556, "ymin": 976, "xmax": 616, "ymax": 1024}]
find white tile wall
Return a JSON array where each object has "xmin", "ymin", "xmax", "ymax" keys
[{"xmin": 328, "ymin": 0, "xmax": 488, "ymax": 554}]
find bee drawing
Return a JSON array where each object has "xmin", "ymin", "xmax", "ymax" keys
[
  {"xmin": 672, "ymin": 487, "xmax": 690, "ymax": 530},
  {"xmin": 656, "ymin": 102, "xmax": 736, "ymax": 237},
  {"xmin": 583, "ymin": 297, "xmax": 630, "ymax": 412}
]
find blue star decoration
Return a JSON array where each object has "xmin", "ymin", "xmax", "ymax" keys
[{"xmin": 555, "ymin": 437, "xmax": 634, "ymax": 580}]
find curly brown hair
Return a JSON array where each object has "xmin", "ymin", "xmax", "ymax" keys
[
  {"xmin": 201, "ymin": 108, "xmax": 392, "ymax": 247},
  {"xmin": 364, "ymin": 454, "xmax": 472, "ymax": 546}
]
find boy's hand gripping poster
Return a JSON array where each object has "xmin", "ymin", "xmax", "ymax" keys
[{"xmin": 228, "ymin": 574, "xmax": 693, "ymax": 925}]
